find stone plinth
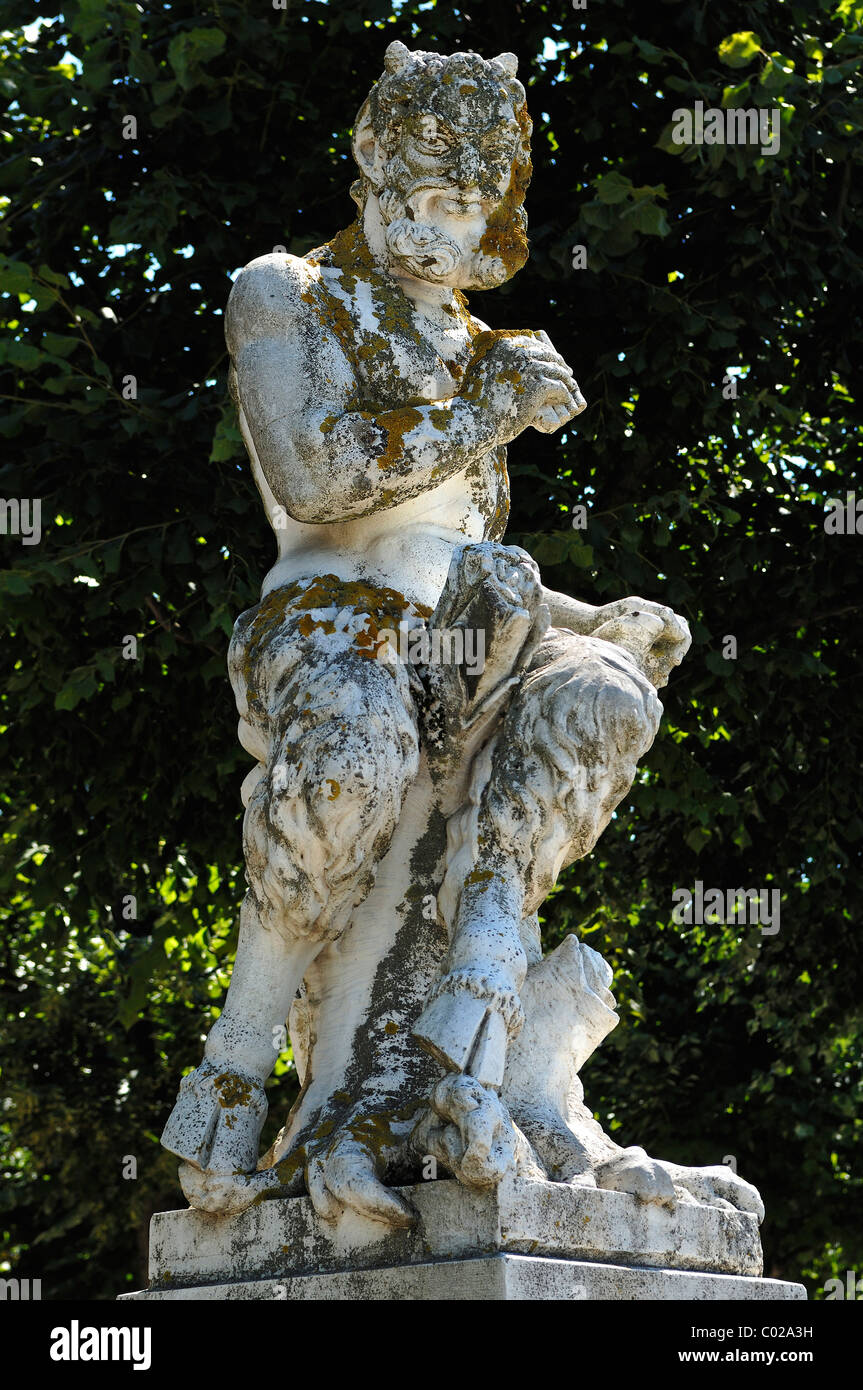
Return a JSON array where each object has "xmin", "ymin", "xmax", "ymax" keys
[{"xmin": 120, "ymin": 1178, "xmax": 807, "ymax": 1301}]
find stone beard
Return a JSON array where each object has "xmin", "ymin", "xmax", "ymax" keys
[{"xmin": 351, "ymin": 47, "xmax": 531, "ymax": 289}]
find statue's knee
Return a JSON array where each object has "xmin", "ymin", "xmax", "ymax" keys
[
  {"xmin": 533, "ymin": 641, "xmax": 661, "ymax": 762},
  {"xmin": 589, "ymin": 666, "xmax": 661, "ymax": 760},
  {"xmin": 243, "ymin": 690, "xmax": 419, "ymax": 925}
]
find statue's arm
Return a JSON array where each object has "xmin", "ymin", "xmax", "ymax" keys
[
  {"xmin": 226, "ymin": 255, "xmax": 504, "ymax": 524},
  {"xmin": 543, "ymin": 584, "xmax": 692, "ymax": 688},
  {"xmin": 541, "ymin": 589, "xmax": 604, "ymax": 635}
]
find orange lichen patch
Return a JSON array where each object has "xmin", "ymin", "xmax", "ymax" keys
[
  {"xmin": 272, "ymin": 1145, "xmax": 306, "ymax": 1188},
  {"xmin": 428, "ymin": 404, "xmax": 455, "ymax": 432},
  {"xmin": 327, "ymin": 223, "xmax": 422, "ymax": 368},
  {"xmin": 299, "ymin": 222, "xmax": 491, "ymax": 438},
  {"xmin": 488, "ymin": 444, "xmax": 510, "ymax": 540},
  {"xmin": 474, "ymin": 327, "xmax": 542, "ymax": 352},
  {"xmin": 496, "ymin": 368, "xmax": 525, "ymax": 391},
  {"xmin": 297, "ymin": 613, "xmax": 337, "ymax": 637},
  {"xmin": 384, "ymin": 1021, "xmax": 399, "ymax": 1035},
  {"xmin": 311, "ymin": 284, "xmax": 358, "ymax": 364},
  {"xmin": 291, "ymin": 574, "xmax": 428, "ymax": 624},
  {"xmin": 375, "ymin": 405, "xmax": 425, "ymax": 471},
  {"xmin": 241, "ymin": 576, "xmax": 425, "ymax": 698},
  {"xmin": 319, "ymin": 414, "xmax": 339, "ymax": 435},
  {"xmin": 357, "ymin": 333, "xmax": 391, "ymax": 362},
  {"xmin": 461, "ymin": 326, "xmax": 545, "ymax": 403},
  {"xmin": 452, "ymin": 289, "xmax": 483, "ymax": 341},
  {"xmin": 343, "ymin": 1111, "xmax": 398, "ymax": 1161},
  {"xmin": 322, "ymin": 219, "xmax": 375, "ymax": 299},
  {"xmin": 296, "ymin": 245, "xmax": 361, "ymax": 368},
  {"xmin": 325, "ymin": 779, "xmax": 341, "ymax": 800},
  {"xmin": 352, "ymin": 609, "xmax": 385, "ymax": 658},
  {"xmin": 320, "ymin": 221, "xmax": 438, "ymax": 361},
  {"xmin": 214, "ymin": 1072, "xmax": 254, "ymax": 1109},
  {"xmin": 465, "ymin": 866, "xmax": 495, "ymax": 887},
  {"xmin": 479, "ymin": 101, "xmax": 532, "ymax": 276},
  {"xmin": 341, "ymin": 1099, "xmax": 427, "ymax": 1162}
]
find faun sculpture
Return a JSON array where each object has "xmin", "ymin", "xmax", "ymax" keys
[{"xmin": 161, "ymin": 42, "xmax": 764, "ymax": 1233}]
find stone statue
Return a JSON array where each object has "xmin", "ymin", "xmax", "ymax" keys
[{"xmin": 160, "ymin": 41, "xmax": 764, "ymax": 1234}]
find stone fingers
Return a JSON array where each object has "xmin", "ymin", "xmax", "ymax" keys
[
  {"xmin": 532, "ymin": 375, "xmax": 585, "ymax": 413},
  {"xmin": 307, "ymin": 1140, "xmax": 416, "ymax": 1229},
  {"xmin": 306, "ymin": 1155, "xmax": 344, "ymax": 1222},
  {"xmin": 430, "ymin": 1075, "xmax": 516, "ymax": 1189}
]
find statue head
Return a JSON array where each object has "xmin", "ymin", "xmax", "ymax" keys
[{"xmin": 351, "ymin": 41, "xmax": 532, "ymax": 290}]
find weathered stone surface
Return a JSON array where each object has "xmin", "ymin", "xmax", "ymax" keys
[
  {"xmin": 132, "ymin": 1177, "xmax": 768, "ymax": 1295},
  {"xmin": 121, "ymin": 1253, "xmax": 806, "ymax": 1303},
  {"xmin": 146, "ymin": 38, "xmax": 776, "ymax": 1294}
]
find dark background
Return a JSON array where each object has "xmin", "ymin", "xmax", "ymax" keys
[{"xmin": 1, "ymin": 0, "xmax": 860, "ymax": 1299}]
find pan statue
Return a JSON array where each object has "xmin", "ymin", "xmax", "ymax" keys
[{"xmin": 160, "ymin": 40, "xmax": 765, "ymax": 1239}]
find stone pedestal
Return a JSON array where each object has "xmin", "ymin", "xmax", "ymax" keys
[{"xmin": 120, "ymin": 1178, "xmax": 806, "ymax": 1301}]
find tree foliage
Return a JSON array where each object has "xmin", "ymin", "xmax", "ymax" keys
[{"xmin": 1, "ymin": 0, "xmax": 860, "ymax": 1299}]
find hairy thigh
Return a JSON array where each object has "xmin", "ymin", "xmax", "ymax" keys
[
  {"xmin": 480, "ymin": 626, "xmax": 661, "ymax": 908},
  {"xmin": 228, "ymin": 576, "xmax": 423, "ymax": 937}
]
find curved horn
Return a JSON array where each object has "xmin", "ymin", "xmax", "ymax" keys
[
  {"xmin": 384, "ymin": 40, "xmax": 413, "ymax": 74},
  {"xmin": 493, "ymin": 52, "xmax": 519, "ymax": 77}
]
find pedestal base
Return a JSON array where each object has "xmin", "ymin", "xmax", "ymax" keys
[
  {"xmin": 121, "ymin": 1252, "xmax": 805, "ymax": 1301},
  {"xmin": 121, "ymin": 1176, "xmax": 806, "ymax": 1301}
]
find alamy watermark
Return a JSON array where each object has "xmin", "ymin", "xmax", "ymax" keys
[
  {"xmin": 671, "ymin": 100, "xmax": 781, "ymax": 157},
  {"xmin": 50, "ymin": 1324, "xmax": 151, "ymax": 1370},
  {"xmin": 376, "ymin": 620, "xmax": 485, "ymax": 677},
  {"xmin": 0, "ymin": 1276, "xmax": 41, "ymax": 1300},
  {"xmin": 672, "ymin": 881, "xmax": 780, "ymax": 935},
  {"xmin": 0, "ymin": 497, "xmax": 41, "ymax": 545},
  {"xmin": 824, "ymin": 492, "xmax": 862, "ymax": 535},
  {"xmin": 823, "ymin": 1270, "xmax": 862, "ymax": 1300}
]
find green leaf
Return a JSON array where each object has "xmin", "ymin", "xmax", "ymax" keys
[
  {"xmin": 718, "ymin": 32, "xmax": 763, "ymax": 68},
  {"xmin": 627, "ymin": 201, "xmax": 670, "ymax": 236},
  {"xmin": 595, "ymin": 171, "xmax": 633, "ymax": 205},
  {"xmin": 66, "ymin": 0, "xmax": 108, "ymax": 42},
  {"xmin": 0, "ymin": 570, "xmax": 33, "ymax": 595},
  {"xmin": 210, "ymin": 411, "xmax": 244, "ymax": 462},
  {"xmin": 41, "ymin": 332, "xmax": 79, "ymax": 358},
  {"xmin": 0, "ymin": 339, "xmax": 43, "ymax": 370},
  {"xmin": 633, "ymin": 37, "xmax": 665, "ymax": 64},
  {"xmin": 167, "ymin": 27, "xmax": 226, "ymax": 90},
  {"xmin": 37, "ymin": 265, "xmax": 70, "ymax": 289},
  {"xmin": 569, "ymin": 543, "xmax": 594, "ymax": 568},
  {"xmin": 128, "ymin": 49, "xmax": 159, "ymax": 84},
  {"xmin": 0, "ymin": 257, "xmax": 35, "ymax": 294},
  {"xmin": 54, "ymin": 667, "xmax": 98, "ymax": 711}
]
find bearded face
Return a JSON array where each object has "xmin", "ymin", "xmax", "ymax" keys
[{"xmin": 353, "ymin": 46, "xmax": 532, "ymax": 290}]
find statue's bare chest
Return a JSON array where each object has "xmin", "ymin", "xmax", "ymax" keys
[{"xmin": 314, "ymin": 265, "xmax": 475, "ymax": 412}]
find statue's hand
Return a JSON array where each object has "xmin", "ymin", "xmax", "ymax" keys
[
  {"xmin": 177, "ymin": 1161, "xmax": 282, "ymax": 1216},
  {"xmin": 422, "ymin": 543, "xmax": 549, "ymax": 797},
  {"xmin": 461, "ymin": 330, "xmax": 585, "ymax": 442},
  {"xmin": 592, "ymin": 597, "xmax": 691, "ymax": 689},
  {"xmin": 411, "ymin": 1075, "xmax": 517, "ymax": 1190}
]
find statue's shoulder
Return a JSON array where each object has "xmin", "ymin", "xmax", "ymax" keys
[
  {"xmin": 226, "ymin": 223, "xmax": 375, "ymax": 352},
  {"xmin": 226, "ymin": 252, "xmax": 321, "ymax": 349}
]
